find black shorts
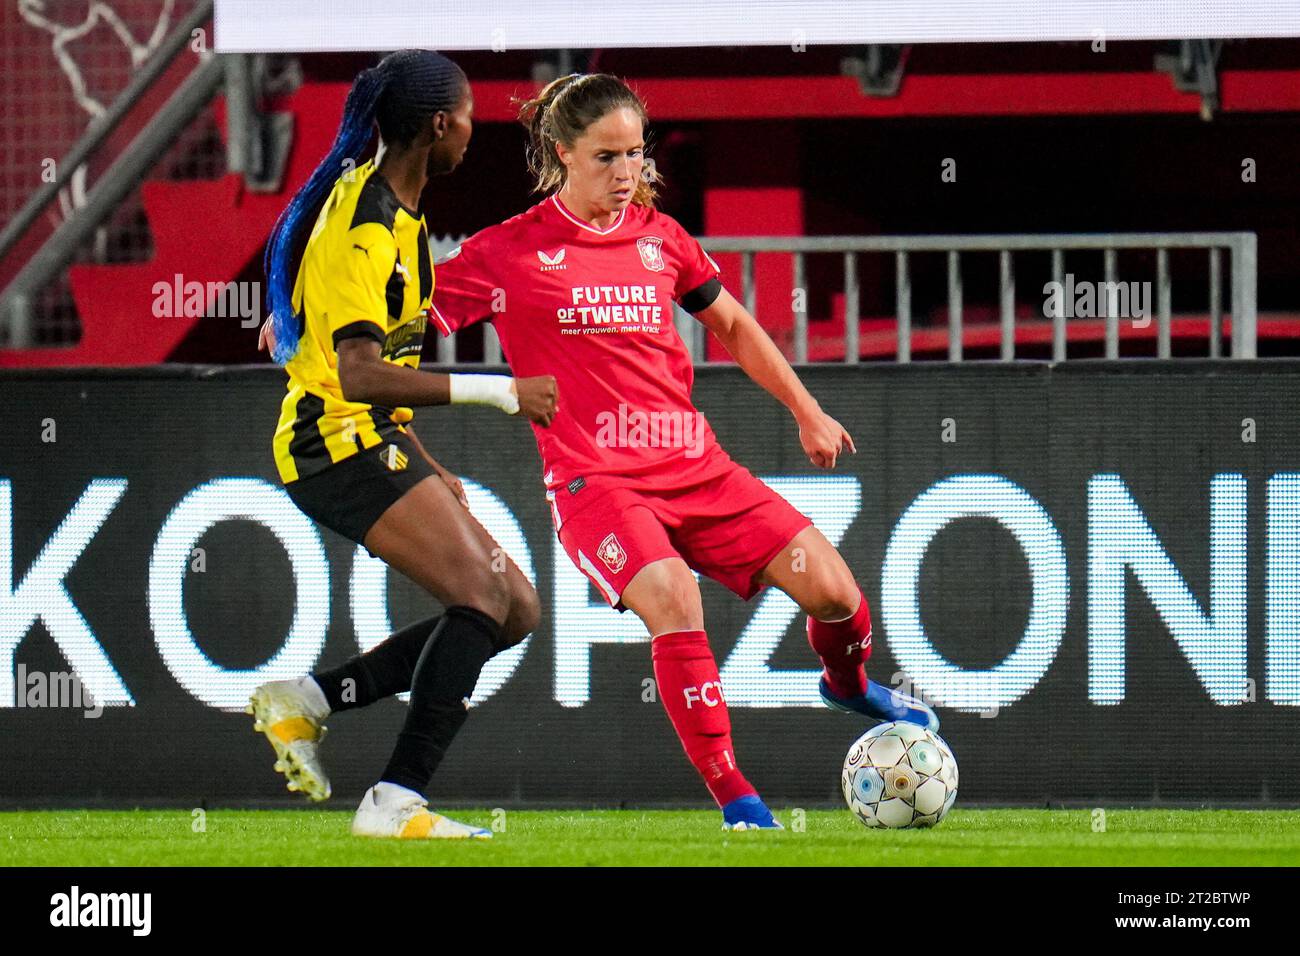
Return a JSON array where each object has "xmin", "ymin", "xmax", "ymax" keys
[{"xmin": 284, "ymin": 433, "xmax": 437, "ymax": 547}]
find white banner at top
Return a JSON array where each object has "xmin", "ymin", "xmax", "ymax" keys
[{"xmin": 213, "ymin": 1, "xmax": 1300, "ymax": 53}]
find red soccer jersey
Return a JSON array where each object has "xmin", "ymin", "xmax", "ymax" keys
[{"xmin": 431, "ymin": 194, "xmax": 735, "ymax": 503}]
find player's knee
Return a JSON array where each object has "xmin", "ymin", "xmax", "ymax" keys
[
  {"xmin": 457, "ymin": 565, "xmax": 513, "ymax": 626},
  {"xmin": 806, "ymin": 572, "xmax": 863, "ymax": 623},
  {"xmin": 650, "ymin": 580, "xmax": 703, "ymax": 630},
  {"xmin": 503, "ymin": 582, "xmax": 542, "ymax": 646}
]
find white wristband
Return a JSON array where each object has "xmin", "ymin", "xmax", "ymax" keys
[{"xmin": 449, "ymin": 373, "xmax": 519, "ymax": 415}]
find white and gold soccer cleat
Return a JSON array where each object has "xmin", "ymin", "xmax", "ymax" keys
[
  {"xmin": 247, "ymin": 678, "xmax": 331, "ymax": 802},
  {"xmin": 351, "ymin": 784, "xmax": 492, "ymax": 840}
]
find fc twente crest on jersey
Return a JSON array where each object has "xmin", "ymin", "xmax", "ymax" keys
[
  {"xmin": 598, "ymin": 533, "xmax": 628, "ymax": 573},
  {"xmin": 636, "ymin": 236, "xmax": 666, "ymax": 272}
]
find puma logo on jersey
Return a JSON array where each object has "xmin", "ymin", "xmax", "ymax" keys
[{"xmin": 537, "ymin": 248, "xmax": 567, "ymax": 271}]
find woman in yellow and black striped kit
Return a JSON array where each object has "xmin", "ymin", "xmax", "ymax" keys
[{"xmin": 249, "ymin": 50, "xmax": 558, "ymax": 839}]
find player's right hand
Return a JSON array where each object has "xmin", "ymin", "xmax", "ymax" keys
[{"xmin": 513, "ymin": 375, "xmax": 559, "ymax": 426}]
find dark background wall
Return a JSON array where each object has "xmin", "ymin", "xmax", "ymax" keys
[{"xmin": 1, "ymin": 362, "xmax": 1298, "ymax": 807}]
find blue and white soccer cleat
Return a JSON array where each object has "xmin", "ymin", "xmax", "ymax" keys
[
  {"xmin": 819, "ymin": 675, "xmax": 940, "ymax": 732},
  {"xmin": 721, "ymin": 795, "xmax": 785, "ymax": 831}
]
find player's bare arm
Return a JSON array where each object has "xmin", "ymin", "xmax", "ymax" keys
[
  {"xmin": 336, "ymin": 337, "xmax": 452, "ymax": 406},
  {"xmin": 260, "ymin": 318, "xmax": 558, "ymax": 426},
  {"xmin": 695, "ymin": 287, "xmax": 856, "ymax": 469}
]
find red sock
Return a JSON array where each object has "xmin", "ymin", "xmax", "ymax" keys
[
  {"xmin": 651, "ymin": 630, "xmax": 757, "ymax": 807},
  {"xmin": 806, "ymin": 590, "xmax": 873, "ymax": 698}
]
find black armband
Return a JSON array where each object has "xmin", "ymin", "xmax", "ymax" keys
[{"xmin": 679, "ymin": 276, "xmax": 723, "ymax": 314}]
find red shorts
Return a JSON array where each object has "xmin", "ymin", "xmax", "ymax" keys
[{"xmin": 554, "ymin": 460, "xmax": 813, "ymax": 609}]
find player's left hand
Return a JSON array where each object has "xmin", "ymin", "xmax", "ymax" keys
[
  {"xmin": 257, "ymin": 315, "xmax": 277, "ymax": 354},
  {"xmin": 434, "ymin": 464, "xmax": 469, "ymax": 509},
  {"xmin": 797, "ymin": 405, "xmax": 856, "ymax": 469}
]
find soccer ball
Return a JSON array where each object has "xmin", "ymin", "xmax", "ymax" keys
[{"xmin": 841, "ymin": 721, "xmax": 958, "ymax": 829}]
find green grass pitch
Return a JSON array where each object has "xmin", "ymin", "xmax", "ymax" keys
[{"xmin": 3, "ymin": 808, "xmax": 1299, "ymax": 866}]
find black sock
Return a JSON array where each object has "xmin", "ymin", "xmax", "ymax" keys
[
  {"xmin": 379, "ymin": 605, "xmax": 504, "ymax": 796},
  {"xmin": 312, "ymin": 616, "xmax": 440, "ymax": 712}
]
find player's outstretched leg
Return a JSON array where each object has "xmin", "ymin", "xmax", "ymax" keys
[
  {"xmin": 312, "ymin": 571, "xmax": 537, "ymax": 712},
  {"xmin": 252, "ymin": 471, "xmax": 538, "ymax": 829},
  {"xmin": 760, "ymin": 526, "xmax": 938, "ymax": 731},
  {"xmin": 251, "ymin": 574, "xmax": 539, "ymax": 805},
  {"xmin": 247, "ymin": 616, "xmax": 442, "ymax": 801},
  {"xmin": 313, "ymin": 615, "xmax": 442, "ymax": 711},
  {"xmin": 809, "ymin": 592, "xmax": 938, "ymax": 731}
]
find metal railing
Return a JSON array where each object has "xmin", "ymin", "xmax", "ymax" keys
[
  {"xmin": 693, "ymin": 232, "xmax": 1258, "ymax": 363},
  {"xmin": 431, "ymin": 231, "xmax": 1257, "ymax": 366}
]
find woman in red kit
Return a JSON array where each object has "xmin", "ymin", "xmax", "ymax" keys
[{"xmin": 431, "ymin": 74, "xmax": 938, "ymax": 830}]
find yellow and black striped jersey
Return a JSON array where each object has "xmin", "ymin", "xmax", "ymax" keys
[{"xmin": 272, "ymin": 159, "xmax": 435, "ymax": 484}]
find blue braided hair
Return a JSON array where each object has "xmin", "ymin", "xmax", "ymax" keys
[{"xmin": 263, "ymin": 50, "xmax": 467, "ymax": 365}]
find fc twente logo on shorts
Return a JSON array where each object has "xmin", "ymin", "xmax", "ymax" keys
[
  {"xmin": 636, "ymin": 236, "xmax": 665, "ymax": 272},
  {"xmin": 537, "ymin": 248, "xmax": 567, "ymax": 271},
  {"xmin": 379, "ymin": 444, "xmax": 409, "ymax": 472},
  {"xmin": 597, "ymin": 532, "xmax": 627, "ymax": 574}
]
